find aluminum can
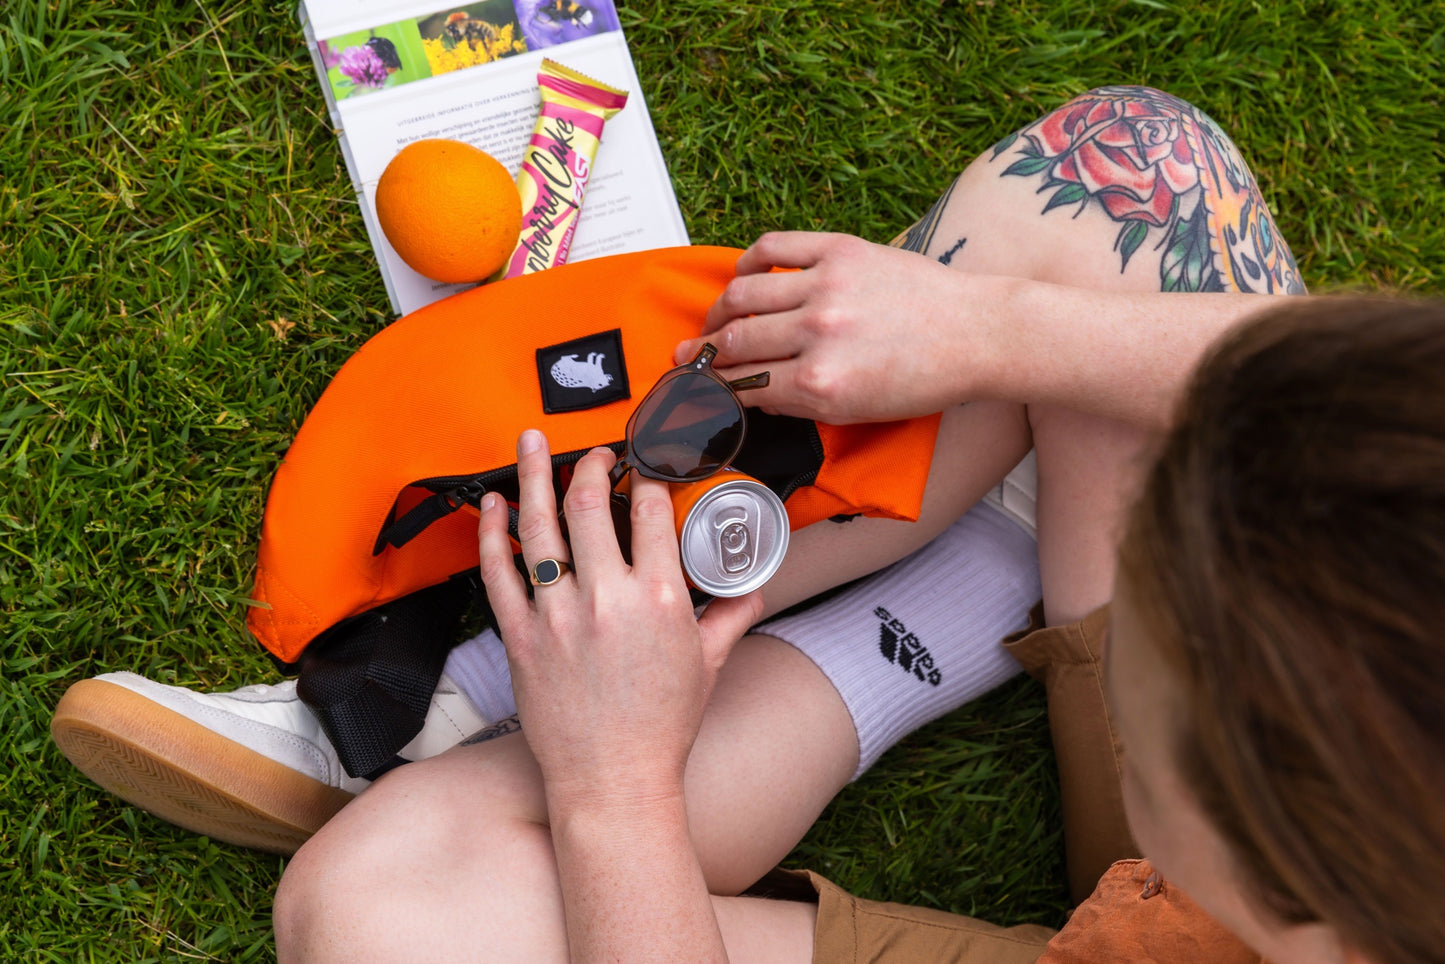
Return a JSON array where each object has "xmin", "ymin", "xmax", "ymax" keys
[{"xmin": 670, "ymin": 470, "xmax": 790, "ymax": 597}]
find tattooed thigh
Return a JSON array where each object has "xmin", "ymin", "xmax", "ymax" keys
[
  {"xmin": 460, "ymin": 714, "xmax": 522, "ymax": 746},
  {"xmin": 889, "ymin": 174, "xmax": 965, "ymax": 260},
  {"xmin": 984, "ymin": 85, "xmax": 1305, "ymax": 295}
]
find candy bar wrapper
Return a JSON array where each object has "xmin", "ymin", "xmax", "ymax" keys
[{"xmin": 501, "ymin": 60, "xmax": 628, "ymax": 279}]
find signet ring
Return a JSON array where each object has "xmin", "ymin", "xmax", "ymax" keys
[{"xmin": 530, "ymin": 558, "xmax": 571, "ymax": 587}]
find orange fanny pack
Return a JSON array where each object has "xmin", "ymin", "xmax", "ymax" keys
[{"xmin": 249, "ymin": 245, "xmax": 939, "ymax": 777}]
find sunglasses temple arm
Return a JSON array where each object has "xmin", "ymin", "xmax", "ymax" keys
[
  {"xmin": 607, "ymin": 457, "xmax": 632, "ymax": 489},
  {"xmin": 728, "ymin": 371, "xmax": 770, "ymax": 392}
]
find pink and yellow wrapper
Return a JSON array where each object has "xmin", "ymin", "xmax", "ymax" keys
[{"xmin": 501, "ymin": 59, "xmax": 628, "ymax": 279}]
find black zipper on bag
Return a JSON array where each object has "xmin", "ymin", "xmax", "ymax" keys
[
  {"xmin": 373, "ymin": 443, "xmax": 622, "ymax": 555},
  {"xmin": 373, "ymin": 416, "xmax": 826, "ymax": 557},
  {"xmin": 776, "ymin": 425, "xmax": 825, "ymax": 502}
]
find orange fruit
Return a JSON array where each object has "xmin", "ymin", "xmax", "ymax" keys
[{"xmin": 374, "ymin": 139, "xmax": 522, "ymax": 283}]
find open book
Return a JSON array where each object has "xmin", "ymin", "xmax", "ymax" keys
[{"xmin": 298, "ymin": 0, "xmax": 690, "ymax": 316}]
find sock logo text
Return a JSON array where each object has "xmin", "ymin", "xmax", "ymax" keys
[{"xmin": 874, "ymin": 605, "xmax": 942, "ymax": 686}]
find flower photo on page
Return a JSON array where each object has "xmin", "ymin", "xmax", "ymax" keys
[{"xmin": 324, "ymin": 23, "xmax": 430, "ymax": 100}]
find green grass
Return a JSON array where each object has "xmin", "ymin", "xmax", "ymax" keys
[{"xmin": 3, "ymin": 0, "xmax": 1441, "ymax": 957}]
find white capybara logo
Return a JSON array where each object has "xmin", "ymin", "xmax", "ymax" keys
[{"xmin": 549, "ymin": 352, "xmax": 613, "ymax": 392}]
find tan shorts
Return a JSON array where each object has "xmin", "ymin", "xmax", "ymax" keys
[
  {"xmin": 773, "ymin": 605, "xmax": 1140, "ymax": 962},
  {"xmin": 760, "ymin": 867, "xmax": 1055, "ymax": 963}
]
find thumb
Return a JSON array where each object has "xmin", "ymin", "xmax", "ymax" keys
[{"xmin": 695, "ymin": 591, "xmax": 765, "ymax": 677}]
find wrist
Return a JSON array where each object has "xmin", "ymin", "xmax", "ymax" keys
[
  {"xmin": 960, "ymin": 273, "xmax": 1032, "ymax": 403},
  {"xmin": 544, "ymin": 771, "xmax": 688, "ymax": 830},
  {"xmin": 547, "ymin": 781, "xmax": 691, "ymax": 854}
]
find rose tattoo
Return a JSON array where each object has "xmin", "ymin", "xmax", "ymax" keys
[{"xmin": 993, "ymin": 86, "xmax": 1304, "ymax": 295}]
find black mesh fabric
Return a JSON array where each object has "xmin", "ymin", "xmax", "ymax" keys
[{"xmin": 295, "ymin": 575, "xmax": 476, "ymax": 779}]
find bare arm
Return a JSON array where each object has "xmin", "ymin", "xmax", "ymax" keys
[
  {"xmin": 681, "ymin": 91, "xmax": 1306, "ymax": 432},
  {"xmin": 477, "ymin": 432, "xmax": 761, "ymax": 963},
  {"xmin": 676, "ymin": 232, "xmax": 1291, "ymax": 431},
  {"xmin": 983, "ymin": 273, "xmax": 1291, "ymax": 428},
  {"xmin": 548, "ymin": 796, "xmax": 726, "ymax": 963}
]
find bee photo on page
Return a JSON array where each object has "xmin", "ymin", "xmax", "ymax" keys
[
  {"xmin": 515, "ymin": 0, "xmax": 621, "ymax": 50},
  {"xmin": 418, "ymin": 2, "xmax": 528, "ymax": 75}
]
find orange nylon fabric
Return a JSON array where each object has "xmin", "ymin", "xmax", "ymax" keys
[{"xmin": 248, "ymin": 246, "xmax": 940, "ymax": 663}]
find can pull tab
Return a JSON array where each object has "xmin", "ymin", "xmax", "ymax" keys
[{"xmin": 715, "ymin": 511, "xmax": 753, "ymax": 574}]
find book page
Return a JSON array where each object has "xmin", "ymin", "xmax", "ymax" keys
[{"xmin": 299, "ymin": 0, "xmax": 689, "ymax": 316}]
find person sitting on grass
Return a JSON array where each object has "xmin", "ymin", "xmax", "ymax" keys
[
  {"xmin": 285, "ymin": 294, "xmax": 1445, "ymax": 964},
  {"xmin": 61, "ymin": 85, "xmax": 1421, "ymax": 962},
  {"xmin": 271, "ymin": 92, "xmax": 1444, "ymax": 962},
  {"xmin": 265, "ymin": 83, "xmax": 1439, "ymax": 964}
]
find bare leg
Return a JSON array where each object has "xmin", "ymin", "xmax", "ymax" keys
[
  {"xmin": 903, "ymin": 85, "xmax": 1302, "ymax": 623},
  {"xmin": 276, "ymin": 635, "xmax": 850, "ymax": 962},
  {"xmin": 274, "ymin": 399, "xmax": 1028, "ymax": 961},
  {"xmin": 275, "ymin": 87, "xmax": 1302, "ymax": 962},
  {"xmin": 758, "ymin": 398, "xmax": 1031, "ymax": 618},
  {"xmin": 923, "ymin": 152, "xmax": 1168, "ymax": 625},
  {"xmin": 712, "ymin": 896, "xmax": 818, "ymax": 964}
]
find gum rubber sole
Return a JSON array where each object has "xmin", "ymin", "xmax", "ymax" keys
[{"xmin": 51, "ymin": 679, "xmax": 355, "ymax": 855}]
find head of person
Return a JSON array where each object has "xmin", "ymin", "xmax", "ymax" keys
[{"xmin": 1111, "ymin": 297, "xmax": 1445, "ymax": 964}]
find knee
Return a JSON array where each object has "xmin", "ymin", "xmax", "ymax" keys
[
  {"xmin": 1005, "ymin": 84, "xmax": 1212, "ymax": 225},
  {"xmin": 986, "ymin": 84, "xmax": 1302, "ymax": 294},
  {"xmin": 273, "ymin": 782, "xmax": 419, "ymax": 962},
  {"xmin": 273, "ymin": 833, "xmax": 342, "ymax": 963},
  {"xmin": 273, "ymin": 825, "xmax": 371, "ymax": 962},
  {"xmin": 272, "ymin": 762, "xmax": 481, "ymax": 962},
  {"xmin": 275, "ymin": 753, "xmax": 570, "ymax": 962}
]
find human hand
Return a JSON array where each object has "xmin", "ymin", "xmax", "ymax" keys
[
  {"xmin": 477, "ymin": 430, "xmax": 763, "ymax": 815},
  {"xmin": 676, "ymin": 231, "xmax": 1008, "ymax": 423}
]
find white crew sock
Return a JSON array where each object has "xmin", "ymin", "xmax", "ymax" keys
[
  {"xmin": 759, "ymin": 501, "xmax": 1040, "ymax": 779},
  {"xmin": 442, "ymin": 627, "xmax": 517, "ymax": 724}
]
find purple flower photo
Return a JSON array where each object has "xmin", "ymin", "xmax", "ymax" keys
[{"xmin": 338, "ymin": 44, "xmax": 389, "ymax": 88}]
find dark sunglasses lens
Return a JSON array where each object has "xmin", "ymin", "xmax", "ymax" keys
[{"xmin": 630, "ymin": 372, "xmax": 743, "ymax": 480}]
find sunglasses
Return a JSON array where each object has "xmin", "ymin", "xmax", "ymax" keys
[{"xmin": 606, "ymin": 343, "xmax": 769, "ymax": 489}]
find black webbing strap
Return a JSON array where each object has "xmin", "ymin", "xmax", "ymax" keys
[
  {"xmin": 295, "ymin": 573, "xmax": 481, "ymax": 779},
  {"xmin": 374, "ymin": 489, "xmax": 469, "ymax": 555},
  {"xmin": 360, "ymin": 754, "xmax": 411, "ymax": 783}
]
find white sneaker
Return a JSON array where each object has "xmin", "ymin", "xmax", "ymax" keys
[{"xmin": 51, "ymin": 671, "xmax": 487, "ymax": 854}]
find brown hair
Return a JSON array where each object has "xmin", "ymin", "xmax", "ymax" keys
[{"xmin": 1118, "ymin": 298, "xmax": 1445, "ymax": 964}]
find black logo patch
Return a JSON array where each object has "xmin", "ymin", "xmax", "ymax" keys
[
  {"xmin": 874, "ymin": 605, "xmax": 942, "ymax": 686},
  {"xmin": 536, "ymin": 328, "xmax": 631, "ymax": 414}
]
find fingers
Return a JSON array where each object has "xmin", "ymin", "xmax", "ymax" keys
[
  {"xmin": 700, "ymin": 268, "xmax": 810, "ymax": 335},
  {"xmin": 681, "ymin": 231, "xmax": 860, "ymax": 366},
  {"xmin": 561, "ymin": 447, "xmax": 625, "ymax": 576},
  {"xmin": 477, "ymin": 490, "xmax": 530, "ymax": 631},
  {"xmin": 513, "ymin": 429, "xmax": 571, "ymax": 579},
  {"xmin": 625, "ymin": 474, "xmax": 684, "ymax": 584},
  {"xmin": 735, "ymin": 231, "xmax": 843, "ymax": 275},
  {"xmin": 681, "ymin": 308, "xmax": 813, "ymax": 371},
  {"xmin": 695, "ymin": 592, "xmax": 764, "ymax": 676}
]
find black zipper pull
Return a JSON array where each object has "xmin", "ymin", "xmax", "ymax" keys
[
  {"xmin": 374, "ymin": 481, "xmax": 489, "ymax": 555},
  {"xmin": 446, "ymin": 480, "xmax": 489, "ymax": 508}
]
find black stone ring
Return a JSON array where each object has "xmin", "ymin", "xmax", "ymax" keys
[{"xmin": 530, "ymin": 558, "xmax": 571, "ymax": 587}]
